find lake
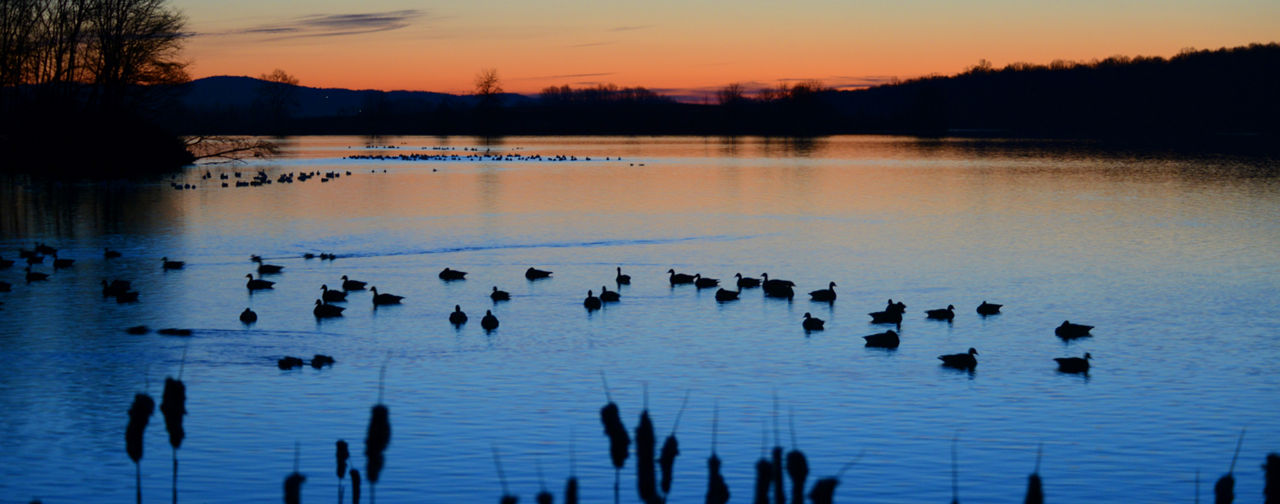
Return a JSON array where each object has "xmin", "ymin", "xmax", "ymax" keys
[{"xmin": 1, "ymin": 135, "xmax": 1277, "ymax": 503}]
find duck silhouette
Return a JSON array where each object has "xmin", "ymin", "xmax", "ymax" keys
[
  {"xmin": 862, "ymin": 329, "xmax": 900, "ymax": 348},
  {"xmin": 161, "ymin": 257, "xmax": 184, "ymax": 270},
  {"xmin": 599, "ymin": 286, "xmax": 620, "ymax": 302},
  {"xmin": 25, "ymin": 266, "xmax": 48, "ymax": 283},
  {"xmin": 321, "ymin": 284, "xmax": 346, "ymax": 302},
  {"xmin": 809, "ymin": 282, "xmax": 836, "ymax": 302},
  {"xmin": 525, "ymin": 267, "xmax": 552, "ymax": 280},
  {"xmin": 667, "ymin": 269, "xmax": 695, "ymax": 285},
  {"xmin": 693, "ymin": 274, "xmax": 720, "ymax": 289},
  {"xmin": 246, "ymin": 274, "xmax": 275, "ymax": 291},
  {"xmin": 449, "ymin": 305, "xmax": 468, "ymax": 325},
  {"xmin": 103, "ymin": 248, "xmax": 122, "ymax": 259},
  {"xmin": 313, "ymin": 299, "xmax": 345, "ymax": 318},
  {"xmin": 240, "ymin": 308, "xmax": 258, "ymax": 323},
  {"xmin": 439, "ymin": 267, "xmax": 467, "ymax": 280},
  {"xmin": 1054, "ymin": 353, "xmax": 1091, "ymax": 373},
  {"xmin": 715, "ymin": 285, "xmax": 741, "ymax": 302},
  {"xmin": 481, "ymin": 310, "xmax": 499, "ymax": 331},
  {"xmin": 1055, "ymin": 320, "xmax": 1093, "ymax": 339},
  {"xmin": 615, "ymin": 267, "xmax": 631, "ymax": 285},
  {"xmin": 802, "ymin": 313, "xmax": 825, "ymax": 331},
  {"xmin": 976, "ymin": 301, "xmax": 1002, "ymax": 316},
  {"xmin": 340, "ymin": 275, "xmax": 366, "ymax": 291},
  {"xmin": 734, "ymin": 273, "xmax": 761, "ymax": 288},
  {"xmin": 251, "ymin": 255, "xmax": 283, "ymax": 274},
  {"xmin": 370, "ymin": 286, "xmax": 403, "ymax": 305},
  {"xmin": 939, "ymin": 348, "xmax": 978, "ymax": 370},
  {"xmin": 925, "ymin": 305, "xmax": 955, "ymax": 321},
  {"xmin": 584, "ymin": 290, "xmax": 602, "ymax": 311},
  {"xmin": 490, "ymin": 286, "xmax": 511, "ymax": 302}
]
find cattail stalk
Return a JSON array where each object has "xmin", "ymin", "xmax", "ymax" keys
[
  {"xmin": 126, "ymin": 393, "xmax": 156, "ymax": 504},
  {"xmin": 160, "ymin": 376, "xmax": 186, "ymax": 504}
]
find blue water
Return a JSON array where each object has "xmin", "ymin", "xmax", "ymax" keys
[{"xmin": 1, "ymin": 136, "xmax": 1277, "ymax": 503}]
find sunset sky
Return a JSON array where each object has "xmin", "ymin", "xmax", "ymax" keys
[{"xmin": 174, "ymin": 0, "xmax": 1279, "ymax": 97}]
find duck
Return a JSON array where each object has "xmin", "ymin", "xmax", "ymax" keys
[
  {"xmin": 439, "ymin": 267, "xmax": 467, "ymax": 280},
  {"xmin": 734, "ymin": 273, "xmax": 761, "ymax": 288},
  {"xmin": 976, "ymin": 301, "xmax": 1002, "ymax": 316},
  {"xmin": 760, "ymin": 273, "xmax": 796, "ymax": 289},
  {"xmin": 809, "ymin": 281, "xmax": 837, "ymax": 302},
  {"xmin": 667, "ymin": 269, "xmax": 695, "ymax": 285},
  {"xmin": 310, "ymin": 354, "xmax": 335, "ymax": 369},
  {"xmin": 240, "ymin": 308, "xmax": 258, "ymax": 323},
  {"xmin": 313, "ymin": 299, "xmax": 345, "ymax": 318},
  {"xmin": 884, "ymin": 299, "xmax": 907, "ymax": 314},
  {"xmin": 715, "ymin": 285, "xmax": 740, "ymax": 302},
  {"xmin": 25, "ymin": 266, "xmax": 48, "ymax": 283},
  {"xmin": 481, "ymin": 310, "xmax": 500, "ymax": 331},
  {"xmin": 584, "ymin": 290, "xmax": 602, "ymax": 311},
  {"xmin": 125, "ymin": 325, "xmax": 150, "ymax": 335},
  {"xmin": 51, "ymin": 253, "xmax": 74, "ymax": 269},
  {"xmin": 340, "ymin": 275, "xmax": 367, "ymax": 291},
  {"xmin": 925, "ymin": 305, "xmax": 955, "ymax": 321},
  {"xmin": 1054, "ymin": 353, "xmax": 1091, "ymax": 373},
  {"xmin": 862, "ymin": 329, "xmax": 900, "ymax": 348},
  {"xmin": 868, "ymin": 309, "xmax": 903, "ymax": 325},
  {"xmin": 277, "ymin": 356, "xmax": 305, "ymax": 370},
  {"xmin": 321, "ymin": 284, "xmax": 346, "ymax": 302},
  {"xmin": 490, "ymin": 286, "xmax": 511, "ymax": 301},
  {"xmin": 102, "ymin": 279, "xmax": 132, "ymax": 297},
  {"xmin": 161, "ymin": 257, "xmax": 184, "ymax": 270},
  {"xmin": 693, "ymin": 274, "xmax": 720, "ymax": 289},
  {"xmin": 246, "ymin": 273, "xmax": 275, "ymax": 291},
  {"xmin": 449, "ymin": 305, "xmax": 468, "ymax": 325},
  {"xmin": 251, "ymin": 255, "xmax": 284, "ymax": 274},
  {"xmin": 370, "ymin": 286, "xmax": 403, "ymax": 305},
  {"xmin": 525, "ymin": 267, "xmax": 552, "ymax": 280},
  {"xmin": 599, "ymin": 286, "xmax": 620, "ymax": 302},
  {"xmin": 615, "ymin": 267, "xmax": 631, "ymax": 285},
  {"xmin": 802, "ymin": 312, "xmax": 825, "ymax": 331},
  {"xmin": 939, "ymin": 348, "xmax": 978, "ymax": 370},
  {"xmin": 763, "ymin": 282, "xmax": 794, "ymax": 299},
  {"xmin": 1055, "ymin": 320, "xmax": 1093, "ymax": 339},
  {"xmin": 115, "ymin": 291, "xmax": 140, "ymax": 303},
  {"xmin": 103, "ymin": 248, "xmax": 122, "ymax": 259}
]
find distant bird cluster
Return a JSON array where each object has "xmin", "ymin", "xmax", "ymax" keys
[
  {"xmin": 344, "ymin": 151, "xmax": 615, "ymax": 163},
  {"xmin": 169, "ymin": 168, "xmax": 365, "ymax": 191}
]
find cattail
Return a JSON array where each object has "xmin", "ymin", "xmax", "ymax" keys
[
  {"xmin": 635, "ymin": 389, "xmax": 659, "ymax": 504},
  {"xmin": 1024, "ymin": 444, "xmax": 1043, "ymax": 504},
  {"xmin": 754, "ymin": 421, "xmax": 773, "ymax": 504},
  {"xmin": 364, "ymin": 366, "xmax": 391, "ymax": 503},
  {"xmin": 808, "ymin": 452, "xmax": 865, "ymax": 504},
  {"xmin": 1216, "ymin": 429, "xmax": 1246, "ymax": 504},
  {"xmin": 536, "ymin": 460, "xmax": 553, "ymax": 504},
  {"xmin": 565, "ymin": 430, "xmax": 580, "ymax": 504},
  {"xmin": 786, "ymin": 410, "xmax": 808, "ymax": 504},
  {"xmin": 599, "ymin": 373, "xmax": 629, "ymax": 504},
  {"xmin": 950, "ymin": 436, "xmax": 960, "ymax": 504},
  {"xmin": 126, "ymin": 392, "xmax": 155, "ymax": 504},
  {"xmin": 1263, "ymin": 453, "xmax": 1278, "ymax": 504},
  {"xmin": 160, "ymin": 376, "xmax": 186, "ymax": 504},
  {"xmin": 285, "ymin": 473, "xmax": 306, "ymax": 504},
  {"xmin": 659, "ymin": 391, "xmax": 690, "ymax": 499},
  {"xmin": 704, "ymin": 402, "xmax": 730, "ymax": 504},
  {"xmin": 350, "ymin": 469, "xmax": 362, "ymax": 504},
  {"xmin": 337, "ymin": 440, "xmax": 350, "ymax": 504},
  {"xmin": 493, "ymin": 445, "xmax": 519, "ymax": 504},
  {"xmin": 772, "ymin": 396, "xmax": 784, "ymax": 504}
]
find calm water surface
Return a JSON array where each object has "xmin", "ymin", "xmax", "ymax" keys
[{"xmin": 1, "ymin": 136, "xmax": 1277, "ymax": 503}]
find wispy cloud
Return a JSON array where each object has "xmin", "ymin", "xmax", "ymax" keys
[
  {"xmin": 514, "ymin": 72, "xmax": 616, "ymax": 81},
  {"xmin": 205, "ymin": 10, "xmax": 424, "ymax": 40}
]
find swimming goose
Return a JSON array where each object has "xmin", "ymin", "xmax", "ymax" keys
[
  {"xmin": 584, "ymin": 290, "xmax": 602, "ymax": 311},
  {"xmin": 103, "ymin": 248, "xmax": 122, "ymax": 259},
  {"xmin": 763, "ymin": 282, "xmax": 794, "ymax": 299},
  {"xmin": 321, "ymin": 284, "xmax": 346, "ymax": 302},
  {"xmin": 278, "ymin": 356, "xmax": 305, "ymax": 370},
  {"xmin": 802, "ymin": 312, "xmax": 825, "ymax": 331},
  {"xmin": 884, "ymin": 299, "xmax": 907, "ymax": 314},
  {"xmin": 1055, "ymin": 321, "xmax": 1093, "ymax": 339},
  {"xmin": 939, "ymin": 348, "xmax": 978, "ymax": 370},
  {"xmin": 251, "ymin": 255, "xmax": 284, "ymax": 274},
  {"xmin": 599, "ymin": 286, "xmax": 620, "ymax": 302},
  {"xmin": 490, "ymin": 286, "xmax": 511, "ymax": 301},
  {"xmin": 667, "ymin": 269, "xmax": 696, "ymax": 285},
  {"xmin": 313, "ymin": 299, "xmax": 345, "ymax": 318},
  {"xmin": 693, "ymin": 274, "xmax": 720, "ymax": 289},
  {"xmin": 976, "ymin": 301, "xmax": 1002, "ymax": 316},
  {"xmin": 1054, "ymin": 353, "xmax": 1091, "ymax": 373},
  {"xmin": 246, "ymin": 274, "xmax": 275, "ymax": 291},
  {"xmin": 439, "ymin": 267, "xmax": 467, "ymax": 280},
  {"xmin": 760, "ymin": 273, "xmax": 796, "ymax": 289},
  {"xmin": 35, "ymin": 243, "xmax": 56, "ymax": 255},
  {"xmin": 525, "ymin": 267, "xmax": 552, "ymax": 280},
  {"xmin": 809, "ymin": 282, "xmax": 837, "ymax": 302},
  {"xmin": 615, "ymin": 267, "xmax": 631, "ymax": 285},
  {"xmin": 340, "ymin": 275, "xmax": 366, "ymax": 291},
  {"xmin": 925, "ymin": 305, "xmax": 955, "ymax": 321},
  {"xmin": 25, "ymin": 266, "xmax": 48, "ymax": 283},
  {"xmin": 51, "ymin": 253, "xmax": 74, "ymax": 269},
  {"xmin": 868, "ymin": 309, "xmax": 903, "ymax": 325},
  {"xmin": 449, "ymin": 305, "xmax": 468, "ymax": 325},
  {"xmin": 715, "ymin": 285, "xmax": 740, "ymax": 302},
  {"xmin": 734, "ymin": 273, "xmax": 761, "ymax": 288},
  {"xmin": 370, "ymin": 286, "xmax": 403, "ymax": 305},
  {"xmin": 240, "ymin": 308, "xmax": 258, "ymax": 323},
  {"xmin": 161, "ymin": 257, "xmax": 184, "ymax": 270},
  {"xmin": 115, "ymin": 291, "xmax": 140, "ymax": 303},
  {"xmin": 862, "ymin": 329, "xmax": 900, "ymax": 348},
  {"xmin": 102, "ymin": 279, "xmax": 132, "ymax": 297},
  {"xmin": 481, "ymin": 310, "xmax": 500, "ymax": 331},
  {"xmin": 310, "ymin": 355, "xmax": 335, "ymax": 368}
]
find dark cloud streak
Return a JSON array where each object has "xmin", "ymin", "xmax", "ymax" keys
[{"xmin": 200, "ymin": 10, "xmax": 423, "ymax": 40}]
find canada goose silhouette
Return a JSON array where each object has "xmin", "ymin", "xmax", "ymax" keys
[
  {"xmin": 760, "ymin": 273, "xmax": 796, "ymax": 288},
  {"xmin": 35, "ymin": 243, "xmax": 56, "ymax": 255},
  {"xmin": 115, "ymin": 290, "xmax": 140, "ymax": 303},
  {"xmin": 125, "ymin": 325, "xmax": 149, "ymax": 335},
  {"xmin": 868, "ymin": 309, "xmax": 903, "ymax": 325},
  {"xmin": 246, "ymin": 273, "xmax": 275, "ymax": 290},
  {"xmin": 1054, "ymin": 353, "xmax": 1091, "ymax": 373},
  {"xmin": 584, "ymin": 290, "xmax": 602, "ymax": 310},
  {"xmin": 802, "ymin": 313, "xmax": 825, "ymax": 331},
  {"xmin": 884, "ymin": 299, "xmax": 907, "ymax": 313},
  {"xmin": 863, "ymin": 329, "xmax": 900, "ymax": 348},
  {"xmin": 693, "ymin": 274, "xmax": 720, "ymax": 289},
  {"xmin": 278, "ymin": 356, "xmax": 305, "ymax": 370},
  {"xmin": 525, "ymin": 267, "xmax": 552, "ymax": 280},
  {"xmin": 370, "ymin": 286, "xmax": 403, "ymax": 305},
  {"xmin": 321, "ymin": 284, "xmax": 346, "ymax": 302},
  {"xmin": 599, "ymin": 286, "xmax": 620, "ymax": 302},
  {"xmin": 340, "ymin": 275, "xmax": 366, "ymax": 291},
  {"xmin": 0, "ymin": 256, "xmax": 13, "ymax": 268},
  {"xmin": 715, "ymin": 285, "xmax": 740, "ymax": 302},
  {"xmin": 976, "ymin": 301, "xmax": 1002, "ymax": 315},
  {"xmin": 251, "ymin": 255, "xmax": 283, "ymax": 274},
  {"xmin": 310, "ymin": 354, "xmax": 335, "ymax": 369},
  {"xmin": 809, "ymin": 282, "xmax": 837, "ymax": 302},
  {"xmin": 615, "ymin": 266, "xmax": 631, "ymax": 285},
  {"xmin": 439, "ymin": 267, "xmax": 467, "ymax": 280},
  {"xmin": 925, "ymin": 305, "xmax": 955, "ymax": 320},
  {"xmin": 24, "ymin": 266, "xmax": 48, "ymax": 283},
  {"xmin": 102, "ymin": 279, "xmax": 132, "ymax": 297},
  {"xmin": 667, "ymin": 269, "xmax": 695, "ymax": 285},
  {"xmin": 939, "ymin": 348, "xmax": 978, "ymax": 370},
  {"xmin": 763, "ymin": 283, "xmax": 795, "ymax": 299},
  {"xmin": 51, "ymin": 252, "xmax": 74, "ymax": 269},
  {"xmin": 734, "ymin": 273, "xmax": 761, "ymax": 288},
  {"xmin": 103, "ymin": 248, "xmax": 122, "ymax": 259},
  {"xmin": 449, "ymin": 305, "xmax": 468, "ymax": 325},
  {"xmin": 161, "ymin": 257, "xmax": 184, "ymax": 270},
  {"xmin": 313, "ymin": 299, "xmax": 345, "ymax": 318},
  {"xmin": 240, "ymin": 308, "xmax": 257, "ymax": 323},
  {"xmin": 481, "ymin": 310, "xmax": 499, "ymax": 331},
  {"xmin": 490, "ymin": 286, "xmax": 511, "ymax": 301},
  {"xmin": 1055, "ymin": 321, "xmax": 1093, "ymax": 339},
  {"xmin": 157, "ymin": 328, "xmax": 192, "ymax": 336}
]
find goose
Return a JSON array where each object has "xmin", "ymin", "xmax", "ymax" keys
[
  {"xmin": 925, "ymin": 305, "xmax": 955, "ymax": 321},
  {"xmin": 667, "ymin": 269, "xmax": 695, "ymax": 285},
  {"xmin": 313, "ymin": 299, "xmax": 345, "ymax": 318},
  {"xmin": 103, "ymin": 248, "xmax": 122, "ymax": 259},
  {"xmin": 125, "ymin": 325, "xmax": 150, "ymax": 335},
  {"xmin": 161, "ymin": 257, "xmax": 184, "ymax": 270},
  {"xmin": 115, "ymin": 291, "xmax": 140, "ymax": 303},
  {"xmin": 321, "ymin": 284, "xmax": 346, "ymax": 302},
  {"xmin": 35, "ymin": 243, "xmax": 57, "ymax": 255},
  {"xmin": 862, "ymin": 329, "xmax": 900, "ymax": 348},
  {"xmin": 1055, "ymin": 320, "xmax": 1093, "ymax": 339},
  {"xmin": 102, "ymin": 279, "xmax": 132, "ymax": 297},
  {"xmin": 868, "ymin": 309, "xmax": 903, "ymax": 325},
  {"xmin": 615, "ymin": 267, "xmax": 631, "ymax": 285},
  {"xmin": 1054, "ymin": 353, "xmax": 1091, "ymax": 373},
  {"xmin": 525, "ymin": 267, "xmax": 552, "ymax": 280},
  {"xmin": 0, "ymin": 256, "xmax": 13, "ymax": 268},
  {"xmin": 240, "ymin": 308, "xmax": 258, "ymax": 323},
  {"xmin": 0, "ymin": 281, "xmax": 10, "ymax": 292},
  {"xmin": 939, "ymin": 348, "xmax": 978, "ymax": 370},
  {"xmin": 599, "ymin": 286, "xmax": 620, "ymax": 302},
  {"xmin": 763, "ymin": 282, "xmax": 794, "ymax": 299},
  {"xmin": 693, "ymin": 274, "xmax": 720, "ymax": 289},
  {"xmin": 449, "ymin": 305, "xmax": 468, "ymax": 325},
  {"xmin": 251, "ymin": 255, "xmax": 284, "ymax": 274},
  {"xmin": 734, "ymin": 273, "xmax": 761, "ymax": 288},
  {"xmin": 25, "ymin": 266, "xmax": 48, "ymax": 283},
  {"xmin": 439, "ymin": 267, "xmax": 467, "ymax": 280},
  {"xmin": 157, "ymin": 328, "xmax": 192, "ymax": 336},
  {"xmin": 51, "ymin": 253, "xmax": 74, "ymax": 269},
  {"xmin": 715, "ymin": 285, "xmax": 740, "ymax": 302},
  {"xmin": 490, "ymin": 286, "xmax": 511, "ymax": 301},
  {"xmin": 481, "ymin": 310, "xmax": 499, "ymax": 331},
  {"xmin": 370, "ymin": 286, "xmax": 403, "ymax": 305},
  {"xmin": 760, "ymin": 273, "xmax": 796, "ymax": 289},
  {"xmin": 976, "ymin": 301, "xmax": 1002, "ymax": 316},
  {"xmin": 584, "ymin": 290, "xmax": 602, "ymax": 310},
  {"xmin": 809, "ymin": 281, "xmax": 837, "ymax": 302},
  {"xmin": 310, "ymin": 354, "xmax": 335, "ymax": 368},
  {"xmin": 340, "ymin": 275, "xmax": 367, "ymax": 291},
  {"xmin": 278, "ymin": 356, "xmax": 305, "ymax": 370},
  {"xmin": 884, "ymin": 299, "xmax": 907, "ymax": 314},
  {"xmin": 246, "ymin": 274, "xmax": 275, "ymax": 291},
  {"xmin": 802, "ymin": 312, "xmax": 825, "ymax": 331}
]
